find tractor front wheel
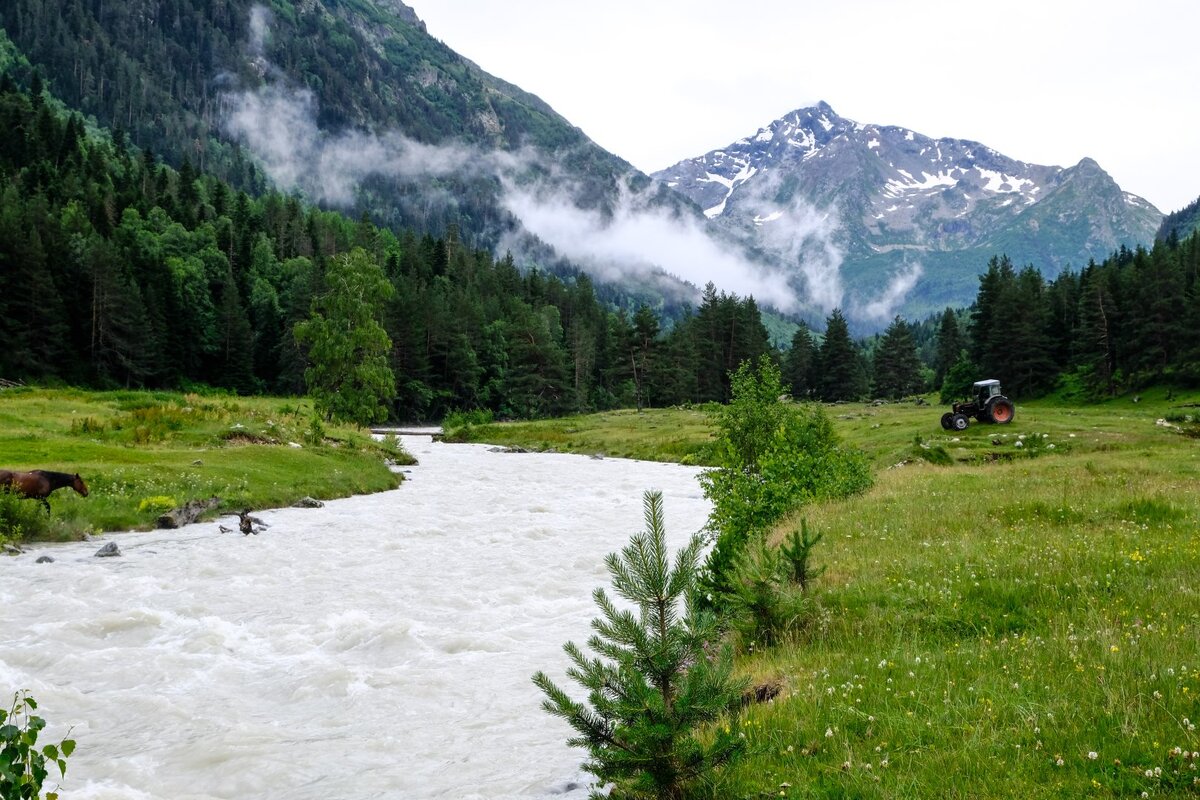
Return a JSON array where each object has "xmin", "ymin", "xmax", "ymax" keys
[
  {"xmin": 951, "ymin": 413, "xmax": 969, "ymax": 431},
  {"xmin": 940, "ymin": 412, "xmax": 954, "ymax": 430},
  {"xmin": 988, "ymin": 399, "xmax": 1015, "ymax": 424}
]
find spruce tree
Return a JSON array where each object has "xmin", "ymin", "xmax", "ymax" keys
[
  {"xmin": 933, "ymin": 308, "xmax": 963, "ymax": 387},
  {"xmin": 872, "ymin": 315, "xmax": 924, "ymax": 399},
  {"xmin": 817, "ymin": 309, "xmax": 867, "ymax": 401},
  {"xmin": 783, "ymin": 326, "xmax": 817, "ymax": 398},
  {"xmin": 1074, "ymin": 267, "xmax": 1118, "ymax": 397}
]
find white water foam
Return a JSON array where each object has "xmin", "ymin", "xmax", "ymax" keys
[{"xmin": 0, "ymin": 437, "xmax": 710, "ymax": 799}]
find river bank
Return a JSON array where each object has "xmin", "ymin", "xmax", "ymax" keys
[{"xmin": 0, "ymin": 388, "xmax": 410, "ymax": 542}]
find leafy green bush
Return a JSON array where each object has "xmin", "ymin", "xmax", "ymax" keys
[
  {"xmin": 0, "ymin": 490, "xmax": 53, "ymax": 545},
  {"xmin": 700, "ymin": 399, "xmax": 870, "ymax": 605},
  {"xmin": 442, "ymin": 408, "xmax": 494, "ymax": 432},
  {"xmin": 0, "ymin": 692, "xmax": 75, "ymax": 800},
  {"xmin": 939, "ymin": 352, "xmax": 979, "ymax": 404},
  {"xmin": 533, "ymin": 491, "xmax": 746, "ymax": 799}
]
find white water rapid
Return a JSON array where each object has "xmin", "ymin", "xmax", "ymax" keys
[{"xmin": 0, "ymin": 436, "xmax": 711, "ymax": 799}]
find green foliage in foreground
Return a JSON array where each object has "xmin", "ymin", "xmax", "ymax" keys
[
  {"xmin": 0, "ymin": 692, "xmax": 75, "ymax": 800},
  {"xmin": 518, "ymin": 388, "xmax": 1200, "ymax": 798},
  {"xmin": 534, "ymin": 492, "xmax": 747, "ymax": 800},
  {"xmin": 0, "ymin": 387, "xmax": 411, "ymax": 541}
]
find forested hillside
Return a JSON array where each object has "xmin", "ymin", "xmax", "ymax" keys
[
  {"xmin": 0, "ymin": 0, "xmax": 646, "ymax": 242},
  {"xmin": 1157, "ymin": 194, "xmax": 1200, "ymax": 243},
  {"xmin": 0, "ymin": 73, "xmax": 775, "ymax": 419}
]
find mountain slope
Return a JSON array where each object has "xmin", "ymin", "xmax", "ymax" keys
[
  {"xmin": 0, "ymin": 0, "xmax": 698, "ymax": 298},
  {"xmin": 1157, "ymin": 194, "xmax": 1200, "ymax": 242},
  {"xmin": 655, "ymin": 102, "xmax": 1163, "ymax": 320}
]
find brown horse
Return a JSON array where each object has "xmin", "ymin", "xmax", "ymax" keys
[{"xmin": 0, "ymin": 469, "xmax": 89, "ymax": 513}]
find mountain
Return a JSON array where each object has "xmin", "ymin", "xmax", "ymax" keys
[
  {"xmin": 0, "ymin": 2, "xmax": 1166, "ymax": 329},
  {"xmin": 654, "ymin": 102, "xmax": 1163, "ymax": 322},
  {"xmin": 0, "ymin": 0, "xmax": 705, "ymax": 309}
]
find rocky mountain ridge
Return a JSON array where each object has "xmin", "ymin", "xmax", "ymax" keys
[{"xmin": 654, "ymin": 102, "xmax": 1163, "ymax": 320}]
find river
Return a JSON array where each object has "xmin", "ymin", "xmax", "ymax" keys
[{"xmin": 0, "ymin": 435, "xmax": 711, "ymax": 799}]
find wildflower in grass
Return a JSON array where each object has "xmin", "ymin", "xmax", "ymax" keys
[{"xmin": 1088, "ymin": 751, "xmax": 1099, "ymax": 760}]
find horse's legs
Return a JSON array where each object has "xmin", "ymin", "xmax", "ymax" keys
[{"xmin": 40, "ymin": 498, "xmax": 51, "ymax": 514}]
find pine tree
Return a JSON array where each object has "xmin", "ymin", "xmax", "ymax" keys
[
  {"xmin": 1005, "ymin": 267, "xmax": 1056, "ymax": 396},
  {"xmin": 533, "ymin": 491, "xmax": 745, "ymax": 800},
  {"xmin": 817, "ymin": 309, "xmax": 867, "ymax": 401},
  {"xmin": 783, "ymin": 326, "xmax": 817, "ymax": 398},
  {"xmin": 933, "ymin": 308, "xmax": 963, "ymax": 387},
  {"xmin": 871, "ymin": 315, "xmax": 924, "ymax": 399},
  {"xmin": 1074, "ymin": 266, "xmax": 1118, "ymax": 397},
  {"xmin": 630, "ymin": 305, "xmax": 659, "ymax": 411}
]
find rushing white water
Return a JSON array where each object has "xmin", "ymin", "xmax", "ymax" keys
[{"xmin": 0, "ymin": 436, "xmax": 710, "ymax": 800}]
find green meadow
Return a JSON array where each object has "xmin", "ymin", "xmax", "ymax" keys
[
  {"xmin": 0, "ymin": 387, "xmax": 410, "ymax": 542},
  {"xmin": 456, "ymin": 391, "xmax": 1200, "ymax": 798}
]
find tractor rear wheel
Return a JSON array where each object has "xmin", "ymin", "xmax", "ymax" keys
[
  {"xmin": 988, "ymin": 398, "xmax": 1015, "ymax": 424},
  {"xmin": 940, "ymin": 412, "xmax": 954, "ymax": 430},
  {"xmin": 951, "ymin": 413, "xmax": 969, "ymax": 431}
]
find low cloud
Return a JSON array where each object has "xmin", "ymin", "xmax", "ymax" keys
[
  {"xmin": 224, "ymin": 84, "xmax": 512, "ymax": 206},
  {"xmin": 222, "ymin": 69, "xmax": 802, "ymax": 310},
  {"xmin": 856, "ymin": 261, "xmax": 924, "ymax": 321},
  {"xmin": 738, "ymin": 173, "xmax": 846, "ymax": 313},
  {"xmin": 498, "ymin": 180, "xmax": 799, "ymax": 310},
  {"xmin": 222, "ymin": 5, "xmax": 931, "ymax": 324}
]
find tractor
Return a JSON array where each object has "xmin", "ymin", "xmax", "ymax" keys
[{"xmin": 940, "ymin": 379, "xmax": 1014, "ymax": 431}]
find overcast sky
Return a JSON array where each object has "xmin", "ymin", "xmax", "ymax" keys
[{"xmin": 413, "ymin": 0, "xmax": 1199, "ymax": 214}]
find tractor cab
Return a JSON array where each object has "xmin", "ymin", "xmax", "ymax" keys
[{"xmin": 974, "ymin": 379, "xmax": 1002, "ymax": 405}]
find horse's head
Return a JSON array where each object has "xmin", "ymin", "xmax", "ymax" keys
[{"xmin": 72, "ymin": 473, "xmax": 89, "ymax": 497}]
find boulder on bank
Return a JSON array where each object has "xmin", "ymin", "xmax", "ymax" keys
[
  {"xmin": 293, "ymin": 496, "xmax": 324, "ymax": 508},
  {"xmin": 157, "ymin": 497, "xmax": 221, "ymax": 529}
]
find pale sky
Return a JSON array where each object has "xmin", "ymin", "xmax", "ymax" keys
[{"xmin": 413, "ymin": 0, "xmax": 1200, "ymax": 214}]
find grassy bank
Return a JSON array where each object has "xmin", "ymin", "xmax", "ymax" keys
[
  {"xmin": 465, "ymin": 392, "xmax": 1200, "ymax": 798},
  {"xmin": 0, "ymin": 387, "xmax": 412, "ymax": 543}
]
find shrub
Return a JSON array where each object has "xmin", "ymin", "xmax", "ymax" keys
[
  {"xmin": 136, "ymin": 496, "xmax": 177, "ymax": 514},
  {"xmin": 0, "ymin": 490, "xmax": 51, "ymax": 545},
  {"xmin": 533, "ymin": 491, "xmax": 746, "ymax": 799},
  {"xmin": 304, "ymin": 415, "xmax": 326, "ymax": 447},
  {"xmin": 0, "ymin": 692, "xmax": 75, "ymax": 800},
  {"xmin": 442, "ymin": 408, "xmax": 494, "ymax": 431},
  {"xmin": 700, "ymin": 399, "xmax": 870, "ymax": 605}
]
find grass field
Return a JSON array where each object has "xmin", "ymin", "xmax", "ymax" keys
[
  {"xmin": 0, "ymin": 387, "xmax": 411, "ymax": 542},
  {"xmin": 458, "ymin": 390, "xmax": 1200, "ymax": 798}
]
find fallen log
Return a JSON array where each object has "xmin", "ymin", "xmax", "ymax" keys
[{"xmin": 157, "ymin": 497, "xmax": 221, "ymax": 529}]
